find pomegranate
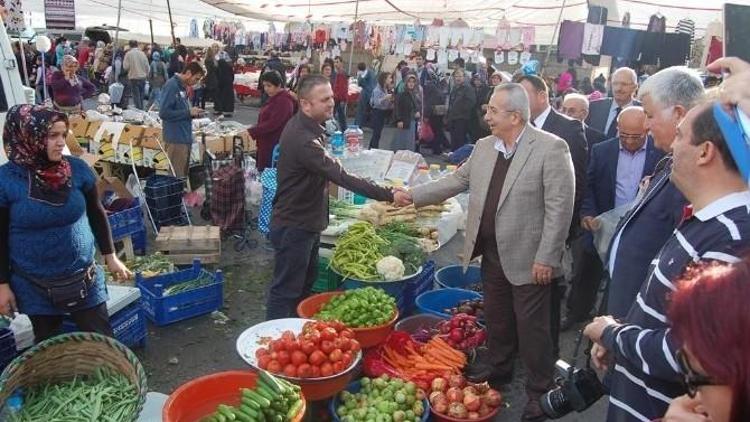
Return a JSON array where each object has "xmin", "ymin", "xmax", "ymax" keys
[
  {"xmin": 446, "ymin": 387, "xmax": 464, "ymax": 403},
  {"xmin": 447, "ymin": 402, "xmax": 469, "ymax": 419},
  {"xmin": 434, "ymin": 400, "xmax": 449, "ymax": 415},
  {"xmin": 429, "ymin": 391, "xmax": 447, "ymax": 406},
  {"xmin": 478, "ymin": 403, "xmax": 492, "ymax": 417},
  {"xmin": 464, "ymin": 393, "xmax": 481, "ymax": 412},
  {"xmin": 448, "ymin": 374, "xmax": 466, "ymax": 388},
  {"xmin": 431, "ymin": 377, "xmax": 448, "ymax": 392},
  {"xmin": 467, "ymin": 412, "xmax": 480, "ymax": 420},
  {"xmin": 483, "ymin": 389, "xmax": 503, "ymax": 407},
  {"xmin": 463, "ymin": 386, "xmax": 478, "ymax": 396}
]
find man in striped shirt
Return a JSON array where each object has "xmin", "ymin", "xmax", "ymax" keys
[{"xmin": 583, "ymin": 101, "xmax": 750, "ymax": 421}]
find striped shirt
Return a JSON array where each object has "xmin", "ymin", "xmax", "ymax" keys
[{"xmin": 601, "ymin": 190, "xmax": 750, "ymax": 422}]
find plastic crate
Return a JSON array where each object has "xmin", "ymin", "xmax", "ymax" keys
[
  {"xmin": 401, "ymin": 260, "xmax": 436, "ymax": 315},
  {"xmin": 108, "ymin": 198, "xmax": 145, "ymax": 240},
  {"xmin": 311, "ymin": 256, "xmax": 341, "ymax": 293},
  {"xmin": 63, "ymin": 285, "xmax": 147, "ymax": 348},
  {"xmin": 136, "ymin": 259, "xmax": 224, "ymax": 326},
  {"xmin": 132, "ymin": 229, "xmax": 146, "ymax": 255},
  {"xmin": 0, "ymin": 328, "xmax": 17, "ymax": 371},
  {"xmin": 144, "ymin": 175, "xmax": 186, "ymax": 228}
]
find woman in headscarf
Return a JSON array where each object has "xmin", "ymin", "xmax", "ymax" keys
[
  {"xmin": 423, "ymin": 69, "xmax": 449, "ymax": 154},
  {"xmin": 49, "ymin": 55, "xmax": 96, "ymax": 114},
  {"xmin": 392, "ymin": 73, "xmax": 420, "ymax": 151},
  {"xmin": 147, "ymin": 51, "xmax": 169, "ymax": 109},
  {"xmin": 469, "ymin": 74, "xmax": 491, "ymax": 139},
  {"xmin": 288, "ymin": 64, "xmax": 310, "ymax": 95},
  {"xmin": 203, "ymin": 44, "xmax": 220, "ymax": 110},
  {"xmin": 214, "ymin": 51, "xmax": 235, "ymax": 118},
  {"xmin": 0, "ymin": 105, "xmax": 131, "ymax": 342},
  {"xmin": 249, "ymin": 70, "xmax": 297, "ymax": 171},
  {"xmin": 111, "ymin": 47, "xmax": 130, "ymax": 109},
  {"xmin": 368, "ymin": 71, "xmax": 395, "ymax": 149}
]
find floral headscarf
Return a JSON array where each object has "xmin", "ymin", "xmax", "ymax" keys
[{"xmin": 3, "ymin": 105, "xmax": 71, "ymax": 198}]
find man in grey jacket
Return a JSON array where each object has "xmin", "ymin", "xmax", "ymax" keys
[
  {"xmin": 123, "ymin": 40, "xmax": 150, "ymax": 110},
  {"xmin": 395, "ymin": 83, "xmax": 575, "ymax": 421}
]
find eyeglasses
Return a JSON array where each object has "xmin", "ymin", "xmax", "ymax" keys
[
  {"xmin": 619, "ymin": 133, "xmax": 645, "ymax": 141},
  {"xmin": 676, "ymin": 348, "xmax": 716, "ymax": 397}
]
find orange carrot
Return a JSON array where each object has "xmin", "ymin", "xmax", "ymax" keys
[{"xmin": 415, "ymin": 362, "xmax": 453, "ymax": 371}]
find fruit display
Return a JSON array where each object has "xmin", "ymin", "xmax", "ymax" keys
[
  {"xmin": 314, "ymin": 287, "xmax": 397, "ymax": 328},
  {"xmin": 446, "ymin": 299, "xmax": 484, "ymax": 319},
  {"xmin": 334, "ymin": 375, "xmax": 427, "ymax": 422},
  {"xmin": 254, "ymin": 321, "xmax": 361, "ymax": 379},
  {"xmin": 201, "ymin": 371, "xmax": 304, "ymax": 422},
  {"xmin": 428, "ymin": 375, "xmax": 503, "ymax": 420},
  {"xmin": 435, "ymin": 314, "xmax": 487, "ymax": 351}
]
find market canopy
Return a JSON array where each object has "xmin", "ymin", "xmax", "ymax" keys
[{"xmin": 200, "ymin": 0, "xmax": 749, "ymax": 44}]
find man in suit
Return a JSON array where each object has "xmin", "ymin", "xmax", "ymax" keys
[
  {"xmin": 394, "ymin": 83, "xmax": 575, "ymax": 421},
  {"xmin": 586, "ymin": 67, "xmax": 639, "ymax": 139},
  {"xmin": 606, "ymin": 67, "xmax": 704, "ymax": 319},
  {"xmin": 564, "ymin": 106, "xmax": 664, "ymax": 328},
  {"xmin": 517, "ymin": 74, "xmax": 588, "ymax": 357},
  {"xmin": 561, "ymin": 92, "xmax": 607, "ymax": 150}
]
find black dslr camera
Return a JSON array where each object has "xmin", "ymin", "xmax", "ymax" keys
[{"xmin": 540, "ymin": 359, "xmax": 606, "ymax": 418}]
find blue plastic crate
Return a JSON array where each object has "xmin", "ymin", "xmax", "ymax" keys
[
  {"xmin": 63, "ymin": 298, "xmax": 147, "ymax": 348},
  {"xmin": 415, "ymin": 288, "xmax": 482, "ymax": 319},
  {"xmin": 108, "ymin": 198, "xmax": 145, "ymax": 240},
  {"xmin": 136, "ymin": 259, "xmax": 224, "ymax": 326},
  {"xmin": 401, "ymin": 261, "xmax": 436, "ymax": 315},
  {"xmin": 132, "ymin": 229, "xmax": 146, "ymax": 255}
]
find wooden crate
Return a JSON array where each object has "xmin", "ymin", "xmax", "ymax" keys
[{"xmin": 154, "ymin": 226, "xmax": 221, "ymax": 264}]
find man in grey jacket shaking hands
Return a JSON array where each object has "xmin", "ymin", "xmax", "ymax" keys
[{"xmin": 395, "ymin": 83, "xmax": 575, "ymax": 421}]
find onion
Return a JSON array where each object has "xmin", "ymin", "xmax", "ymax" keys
[
  {"xmin": 431, "ymin": 377, "xmax": 448, "ymax": 392},
  {"xmin": 447, "ymin": 402, "xmax": 469, "ymax": 419},
  {"xmin": 446, "ymin": 387, "xmax": 464, "ymax": 403},
  {"xmin": 464, "ymin": 393, "xmax": 481, "ymax": 412},
  {"xmin": 483, "ymin": 389, "xmax": 503, "ymax": 407},
  {"xmin": 448, "ymin": 374, "xmax": 466, "ymax": 389}
]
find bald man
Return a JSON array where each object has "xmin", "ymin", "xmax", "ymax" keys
[
  {"xmin": 563, "ymin": 106, "xmax": 665, "ymax": 329},
  {"xmin": 562, "ymin": 93, "xmax": 607, "ymax": 150},
  {"xmin": 586, "ymin": 67, "xmax": 640, "ymax": 139}
]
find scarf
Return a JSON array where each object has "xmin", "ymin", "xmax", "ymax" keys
[{"xmin": 3, "ymin": 104, "xmax": 71, "ymax": 204}]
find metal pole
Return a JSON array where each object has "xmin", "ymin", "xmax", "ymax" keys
[
  {"xmin": 343, "ymin": 0, "xmax": 360, "ymax": 120},
  {"xmin": 17, "ymin": 40, "xmax": 29, "ymax": 87},
  {"xmin": 542, "ymin": 0, "xmax": 567, "ymax": 76},
  {"xmin": 41, "ymin": 53, "xmax": 47, "ymax": 102},
  {"xmin": 149, "ymin": 19, "xmax": 155, "ymax": 46},
  {"xmin": 166, "ymin": 0, "xmax": 177, "ymax": 46},
  {"xmin": 114, "ymin": 0, "xmax": 123, "ymax": 47}
]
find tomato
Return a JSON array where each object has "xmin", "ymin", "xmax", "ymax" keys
[
  {"xmin": 349, "ymin": 339, "xmax": 361, "ymax": 352},
  {"xmin": 339, "ymin": 330, "xmax": 355, "ymax": 339},
  {"xmin": 285, "ymin": 340, "xmax": 301, "ymax": 352},
  {"xmin": 320, "ymin": 327, "xmax": 338, "ymax": 341},
  {"xmin": 320, "ymin": 340, "xmax": 335, "ymax": 354},
  {"xmin": 270, "ymin": 340, "xmax": 285, "ymax": 352},
  {"xmin": 300, "ymin": 341, "xmax": 316, "ymax": 355},
  {"xmin": 333, "ymin": 361, "xmax": 345, "ymax": 373},
  {"xmin": 297, "ymin": 363, "xmax": 312, "ymax": 378},
  {"xmin": 310, "ymin": 365, "xmax": 321, "ymax": 378},
  {"xmin": 283, "ymin": 364, "xmax": 297, "ymax": 378},
  {"xmin": 329, "ymin": 349, "xmax": 343, "ymax": 362},
  {"xmin": 258, "ymin": 355, "xmax": 272, "ymax": 369},
  {"xmin": 255, "ymin": 348, "xmax": 270, "ymax": 360},
  {"xmin": 341, "ymin": 351, "xmax": 353, "ymax": 367},
  {"xmin": 338, "ymin": 337, "xmax": 351, "ymax": 351},
  {"xmin": 304, "ymin": 330, "xmax": 321, "ymax": 345},
  {"xmin": 276, "ymin": 350, "xmax": 291, "ymax": 366},
  {"xmin": 332, "ymin": 338, "xmax": 345, "ymax": 350},
  {"xmin": 281, "ymin": 330, "xmax": 296, "ymax": 342},
  {"xmin": 309, "ymin": 350, "xmax": 327, "ymax": 366},
  {"xmin": 291, "ymin": 350, "xmax": 307, "ymax": 366},
  {"xmin": 320, "ymin": 362, "xmax": 334, "ymax": 377},
  {"xmin": 267, "ymin": 360, "xmax": 282, "ymax": 373},
  {"xmin": 329, "ymin": 320, "xmax": 346, "ymax": 332}
]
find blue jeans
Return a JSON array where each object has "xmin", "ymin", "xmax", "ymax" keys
[
  {"xmin": 334, "ymin": 101, "xmax": 347, "ymax": 132},
  {"xmin": 129, "ymin": 79, "xmax": 146, "ymax": 110},
  {"xmin": 148, "ymin": 86, "xmax": 163, "ymax": 109},
  {"xmin": 192, "ymin": 87, "xmax": 204, "ymax": 107}
]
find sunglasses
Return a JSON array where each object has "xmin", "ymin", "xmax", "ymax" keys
[{"xmin": 676, "ymin": 348, "xmax": 716, "ymax": 397}]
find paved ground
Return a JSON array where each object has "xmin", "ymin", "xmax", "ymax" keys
[{"xmin": 113, "ymin": 98, "xmax": 608, "ymax": 420}]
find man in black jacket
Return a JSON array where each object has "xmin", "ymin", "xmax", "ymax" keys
[
  {"xmin": 267, "ymin": 75, "xmax": 395, "ymax": 320},
  {"xmin": 517, "ymin": 74, "xmax": 588, "ymax": 357},
  {"xmin": 561, "ymin": 92, "xmax": 607, "ymax": 150}
]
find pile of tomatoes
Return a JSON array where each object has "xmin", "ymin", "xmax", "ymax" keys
[{"xmin": 255, "ymin": 320, "xmax": 362, "ymax": 379}]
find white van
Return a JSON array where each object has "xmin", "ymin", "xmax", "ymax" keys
[{"xmin": 0, "ymin": 20, "xmax": 36, "ymax": 164}]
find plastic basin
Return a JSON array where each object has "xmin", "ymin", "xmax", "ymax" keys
[
  {"xmin": 431, "ymin": 406, "xmax": 500, "ymax": 422},
  {"xmin": 329, "ymin": 379, "xmax": 431, "ymax": 422},
  {"xmin": 415, "ymin": 288, "xmax": 483, "ymax": 319},
  {"xmin": 162, "ymin": 370, "xmax": 306, "ymax": 422},
  {"xmin": 434, "ymin": 265, "xmax": 482, "ymax": 290},
  {"xmin": 297, "ymin": 291, "xmax": 399, "ymax": 348},
  {"xmin": 394, "ymin": 313, "xmax": 445, "ymax": 335}
]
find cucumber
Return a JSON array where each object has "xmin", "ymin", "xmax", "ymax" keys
[
  {"xmin": 255, "ymin": 384, "xmax": 276, "ymax": 402},
  {"xmin": 239, "ymin": 404, "xmax": 260, "ymax": 418},
  {"xmin": 259, "ymin": 370, "xmax": 286, "ymax": 395},
  {"xmin": 287, "ymin": 399, "xmax": 303, "ymax": 419},
  {"xmin": 217, "ymin": 405, "xmax": 237, "ymax": 420},
  {"xmin": 233, "ymin": 408, "xmax": 254, "ymax": 422},
  {"xmin": 215, "ymin": 414, "xmax": 227, "ymax": 422},
  {"xmin": 241, "ymin": 395, "xmax": 261, "ymax": 410},
  {"xmin": 243, "ymin": 389, "xmax": 271, "ymax": 408}
]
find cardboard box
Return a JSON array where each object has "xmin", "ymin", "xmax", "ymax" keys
[
  {"xmin": 115, "ymin": 125, "xmax": 145, "ymax": 165},
  {"xmin": 69, "ymin": 116, "xmax": 90, "ymax": 138},
  {"xmin": 97, "ymin": 176, "xmax": 134, "ymax": 201}
]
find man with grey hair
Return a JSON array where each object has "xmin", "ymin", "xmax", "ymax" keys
[
  {"xmin": 605, "ymin": 66, "xmax": 703, "ymax": 320},
  {"xmin": 562, "ymin": 92, "xmax": 607, "ymax": 149},
  {"xmin": 394, "ymin": 83, "xmax": 575, "ymax": 421},
  {"xmin": 586, "ymin": 67, "xmax": 639, "ymax": 139}
]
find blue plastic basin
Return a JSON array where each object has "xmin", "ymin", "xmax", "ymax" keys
[
  {"xmin": 434, "ymin": 265, "xmax": 482, "ymax": 289},
  {"xmin": 415, "ymin": 288, "xmax": 482, "ymax": 319}
]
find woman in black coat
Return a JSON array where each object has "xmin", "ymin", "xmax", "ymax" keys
[
  {"xmin": 214, "ymin": 51, "xmax": 235, "ymax": 117},
  {"xmin": 446, "ymin": 68, "xmax": 476, "ymax": 151},
  {"xmin": 202, "ymin": 45, "xmax": 220, "ymax": 110}
]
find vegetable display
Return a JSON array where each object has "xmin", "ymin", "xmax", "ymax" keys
[
  {"xmin": 335, "ymin": 375, "xmax": 426, "ymax": 422},
  {"xmin": 314, "ymin": 288, "xmax": 397, "ymax": 328},
  {"xmin": 376, "ymin": 256, "xmax": 406, "ymax": 281},
  {"xmin": 382, "ymin": 337, "xmax": 466, "ymax": 380},
  {"xmin": 331, "ymin": 222, "xmax": 387, "ymax": 281},
  {"xmin": 376, "ymin": 228, "xmax": 427, "ymax": 275},
  {"xmin": 8, "ymin": 367, "xmax": 139, "ymax": 422},
  {"xmin": 105, "ymin": 253, "xmax": 173, "ymax": 282},
  {"xmin": 201, "ymin": 370, "xmax": 304, "ymax": 422},
  {"xmin": 435, "ymin": 314, "xmax": 486, "ymax": 352},
  {"xmin": 329, "ymin": 199, "xmax": 362, "ymax": 219},
  {"xmin": 428, "ymin": 375, "xmax": 503, "ymax": 420},
  {"xmin": 446, "ymin": 299, "xmax": 484, "ymax": 319},
  {"xmin": 162, "ymin": 271, "xmax": 217, "ymax": 296},
  {"xmin": 254, "ymin": 321, "xmax": 361, "ymax": 379}
]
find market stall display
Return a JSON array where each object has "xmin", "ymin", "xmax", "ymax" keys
[
  {"xmin": 433, "ymin": 265, "xmax": 482, "ymax": 291},
  {"xmin": 330, "ymin": 376, "xmax": 429, "ymax": 422},
  {"xmin": 427, "ymin": 376, "xmax": 503, "ymax": 422},
  {"xmin": 415, "ymin": 289, "xmax": 483, "ymax": 320}
]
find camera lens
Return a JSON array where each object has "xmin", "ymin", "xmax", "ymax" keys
[{"xmin": 540, "ymin": 386, "xmax": 574, "ymax": 419}]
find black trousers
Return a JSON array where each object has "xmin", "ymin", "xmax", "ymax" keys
[
  {"xmin": 30, "ymin": 302, "xmax": 112, "ymax": 343},
  {"xmin": 449, "ymin": 118, "xmax": 470, "ymax": 151},
  {"xmin": 566, "ymin": 246, "xmax": 606, "ymax": 321},
  {"xmin": 369, "ymin": 108, "xmax": 388, "ymax": 149},
  {"xmin": 427, "ymin": 115, "xmax": 449, "ymax": 154},
  {"xmin": 266, "ymin": 226, "xmax": 320, "ymax": 320},
  {"xmin": 550, "ymin": 277, "xmax": 565, "ymax": 359}
]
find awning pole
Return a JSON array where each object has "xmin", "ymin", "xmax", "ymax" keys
[
  {"xmin": 18, "ymin": 40, "xmax": 29, "ymax": 86},
  {"xmin": 343, "ymin": 0, "xmax": 360, "ymax": 122},
  {"xmin": 114, "ymin": 0, "xmax": 122, "ymax": 46},
  {"xmin": 542, "ymin": 0, "xmax": 567, "ymax": 76},
  {"xmin": 167, "ymin": 0, "xmax": 177, "ymax": 46}
]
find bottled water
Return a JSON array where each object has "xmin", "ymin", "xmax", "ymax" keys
[{"xmin": 331, "ymin": 131, "xmax": 345, "ymax": 158}]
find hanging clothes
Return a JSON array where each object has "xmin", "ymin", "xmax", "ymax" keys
[
  {"xmin": 647, "ymin": 14, "xmax": 666, "ymax": 33},
  {"xmin": 520, "ymin": 27, "xmax": 535, "ymax": 49},
  {"xmin": 638, "ymin": 31, "xmax": 665, "ymax": 65},
  {"xmin": 587, "ymin": 5, "xmax": 608, "ymax": 25},
  {"xmin": 557, "ymin": 20, "xmax": 585, "ymax": 60},
  {"xmin": 622, "ymin": 12, "xmax": 631, "ymax": 28},
  {"xmin": 581, "ymin": 24, "xmax": 604, "ymax": 56},
  {"xmin": 600, "ymin": 27, "xmax": 644, "ymax": 60},
  {"xmin": 705, "ymin": 36, "xmax": 723, "ymax": 66},
  {"xmin": 189, "ymin": 19, "xmax": 199, "ymax": 38},
  {"xmin": 659, "ymin": 33, "xmax": 691, "ymax": 67}
]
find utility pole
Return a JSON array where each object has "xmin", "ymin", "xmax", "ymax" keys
[{"xmin": 166, "ymin": 0, "xmax": 176, "ymax": 46}]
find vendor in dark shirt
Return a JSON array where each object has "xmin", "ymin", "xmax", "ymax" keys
[{"xmin": 267, "ymin": 75, "xmax": 395, "ymax": 320}]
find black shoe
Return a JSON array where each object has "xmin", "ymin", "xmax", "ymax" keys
[{"xmin": 522, "ymin": 399, "xmax": 548, "ymax": 422}]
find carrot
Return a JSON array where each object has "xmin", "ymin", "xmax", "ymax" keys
[{"xmin": 415, "ymin": 362, "xmax": 453, "ymax": 371}]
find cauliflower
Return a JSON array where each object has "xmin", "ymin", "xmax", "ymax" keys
[{"xmin": 376, "ymin": 256, "xmax": 406, "ymax": 281}]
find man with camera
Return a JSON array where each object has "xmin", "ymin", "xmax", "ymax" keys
[{"xmin": 583, "ymin": 95, "xmax": 750, "ymax": 420}]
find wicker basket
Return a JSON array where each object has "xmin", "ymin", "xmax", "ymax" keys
[{"xmin": 0, "ymin": 332, "xmax": 148, "ymax": 421}]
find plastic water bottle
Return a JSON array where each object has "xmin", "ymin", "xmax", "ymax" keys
[
  {"xmin": 331, "ymin": 131, "xmax": 345, "ymax": 158},
  {"xmin": 429, "ymin": 164, "xmax": 442, "ymax": 180},
  {"xmin": 344, "ymin": 125, "xmax": 363, "ymax": 155},
  {"xmin": 1, "ymin": 392, "xmax": 23, "ymax": 419},
  {"xmin": 411, "ymin": 169, "xmax": 432, "ymax": 187}
]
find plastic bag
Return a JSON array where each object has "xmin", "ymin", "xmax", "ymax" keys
[
  {"xmin": 592, "ymin": 202, "xmax": 632, "ymax": 264},
  {"xmin": 108, "ymin": 82, "xmax": 124, "ymax": 104}
]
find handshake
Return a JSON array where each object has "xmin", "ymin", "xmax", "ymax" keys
[{"xmin": 392, "ymin": 187, "xmax": 414, "ymax": 207}]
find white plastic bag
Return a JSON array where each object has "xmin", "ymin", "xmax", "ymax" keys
[{"xmin": 108, "ymin": 82, "xmax": 124, "ymax": 104}]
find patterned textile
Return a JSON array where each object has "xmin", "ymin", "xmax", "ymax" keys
[
  {"xmin": 258, "ymin": 168, "xmax": 277, "ymax": 234},
  {"xmin": 210, "ymin": 163, "xmax": 245, "ymax": 233}
]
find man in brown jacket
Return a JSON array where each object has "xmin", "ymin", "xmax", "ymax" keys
[
  {"xmin": 395, "ymin": 83, "xmax": 575, "ymax": 421},
  {"xmin": 267, "ymin": 75, "xmax": 394, "ymax": 320}
]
